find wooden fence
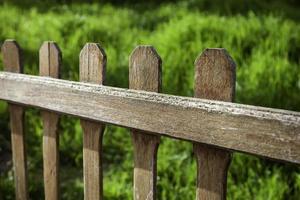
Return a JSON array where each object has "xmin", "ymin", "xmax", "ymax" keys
[{"xmin": 0, "ymin": 39, "xmax": 299, "ymax": 200}]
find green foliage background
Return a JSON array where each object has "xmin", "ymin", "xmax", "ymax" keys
[{"xmin": 0, "ymin": 0, "xmax": 300, "ymax": 199}]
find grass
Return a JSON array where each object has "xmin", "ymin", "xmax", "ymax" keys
[{"xmin": 0, "ymin": 1, "xmax": 300, "ymax": 199}]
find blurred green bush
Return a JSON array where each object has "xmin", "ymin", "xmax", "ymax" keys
[{"xmin": 0, "ymin": 1, "xmax": 299, "ymax": 199}]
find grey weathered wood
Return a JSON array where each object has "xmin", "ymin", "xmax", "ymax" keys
[
  {"xmin": 194, "ymin": 48, "xmax": 235, "ymax": 200},
  {"xmin": 0, "ymin": 72, "xmax": 299, "ymax": 164},
  {"xmin": 39, "ymin": 41, "xmax": 61, "ymax": 200},
  {"xmin": 79, "ymin": 43, "xmax": 106, "ymax": 200},
  {"xmin": 129, "ymin": 46, "xmax": 161, "ymax": 200},
  {"xmin": 1, "ymin": 40, "xmax": 28, "ymax": 200}
]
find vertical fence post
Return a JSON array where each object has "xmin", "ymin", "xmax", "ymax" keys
[
  {"xmin": 39, "ymin": 41, "xmax": 62, "ymax": 200},
  {"xmin": 79, "ymin": 43, "xmax": 106, "ymax": 200},
  {"xmin": 129, "ymin": 46, "xmax": 162, "ymax": 200},
  {"xmin": 2, "ymin": 39, "xmax": 28, "ymax": 200},
  {"xmin": 193, "ymin": 49, "xmax": 236, "ymax": 200}
]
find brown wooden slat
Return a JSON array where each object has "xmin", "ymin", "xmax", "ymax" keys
[
  {"xmin": 1, "ymin": 40, "xmax": 28, "ymax": 200},
  {"xmin": 39, "ymin": 41, "xmax": 61, "ymax": 200},
  {"xmin": 0, "ymin": 72, "xmax": 299, "ymax": 164},
  {"xmin": 193, "ymin": 48, "xmax": 236, "ymax": 200},
  {"xmin": 79, "ymin": 43, "xmax": 106, "ymax": 200},
  {"xmin": 129, "ymin": 46, "xmax": 162, "ymax": 200}
]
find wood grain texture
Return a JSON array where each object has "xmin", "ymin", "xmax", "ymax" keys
[
  {"xmin": 194, "ymin": 48, "xmax": 235, "ymax": 101},
  {"xmin": 79, "ymin": 43, "xmax": 106, "ymax": 200},
  {"xmin": 194, "ymin": 48, "xmax": 236, "ymax": 200},
  {"xmin": 129, "ymin": 46, "xmax": 161, "ymax": 200},
  {"xmin": 0, "ymin": 72, "xmax": 299, "ymax": 164},
  {"xmin": 39, "ymin": 41, "xmax": 61, "ymax": 200},
  {"xmin": 1, "ymin": 40, "xmax": 28, "ymax": 200}
]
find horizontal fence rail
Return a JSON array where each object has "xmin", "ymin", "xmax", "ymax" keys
[
  {"xmin": 1, "ymin": 39, "xmax": 300, "ymax": 200},
  {"xmin": 0, "ymin": 72, "xmax": 299, "ymax": 164}
]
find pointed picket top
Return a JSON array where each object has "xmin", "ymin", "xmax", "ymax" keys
[
  {"xmin": 79, "ymin": 43, "xmax": 106, "ymax": 84},
  {"xmin": 194, "ymin": 48, "xmax": 236, "ymax": 200},
  {"xmin": 194, "ymin": 48, "xmax": 236, "ymax": 102},
  {"xmin": 129, "ymin": 45, "xmax": 162, "ymax": 92},
  {"xmin": 39, "ymin": 41, "xmax": 62, "ymax": 78},
  {"xmin": 2, "ymin": 39, "xmax": 28, "ymax": 200},
  {"xmin": 129, "ymin": 45, "xmax": 162, "ymax": 200},
  {"xmin": 80, "ymin": 43, "xmax": 106, "ymax": 200},
  {"xmin": 2, "ymin": 39, "xmax": 23, "ymax": 73},
  {"xmin": 39, "ymin": 41, "xmax": 62, "ymax": 200}
]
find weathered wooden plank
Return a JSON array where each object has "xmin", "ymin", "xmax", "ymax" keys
[
  {"xmin": 39, "ymin": 41, "xmax": 61, "ymax": 200},
  {"xmin": 194, "ymin": 48, "xmax": 235, "ymax": 200},
  {"xmin": 129, "ymin": 46, "xmax": 161, "ymax": 200},
  {"xmin": 0, "ymin": 72, "xmax": 299, "ymax": 164},
  {"xmin": 79, "ymin": 43, "xmax": 106, "ymax": 200},
  {"xmin": 1, "ymin": 40, "xmax": 28, "ymax": 200}
]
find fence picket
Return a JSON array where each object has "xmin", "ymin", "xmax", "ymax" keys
[
  {"xmin": 194, "ymin": 48, "xmax": 236, "ymax": 200},
  {"xmin": 2, "ymin": 40, "xmax": 28, "ymax": 200},
  {"xmin": 39, "ymin": 41, "xmax": 61, "ymax": 200},
  {"xmin": 1, "ymin": 39, "xmax": 300, "ymax": 200},
  {"xmin": 129, "ymin": 46, "xmax": 162, "ymax": 200},
  {"xmin": 79, "ymin": 43, "xmax": 106, "ymax": 200}
]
